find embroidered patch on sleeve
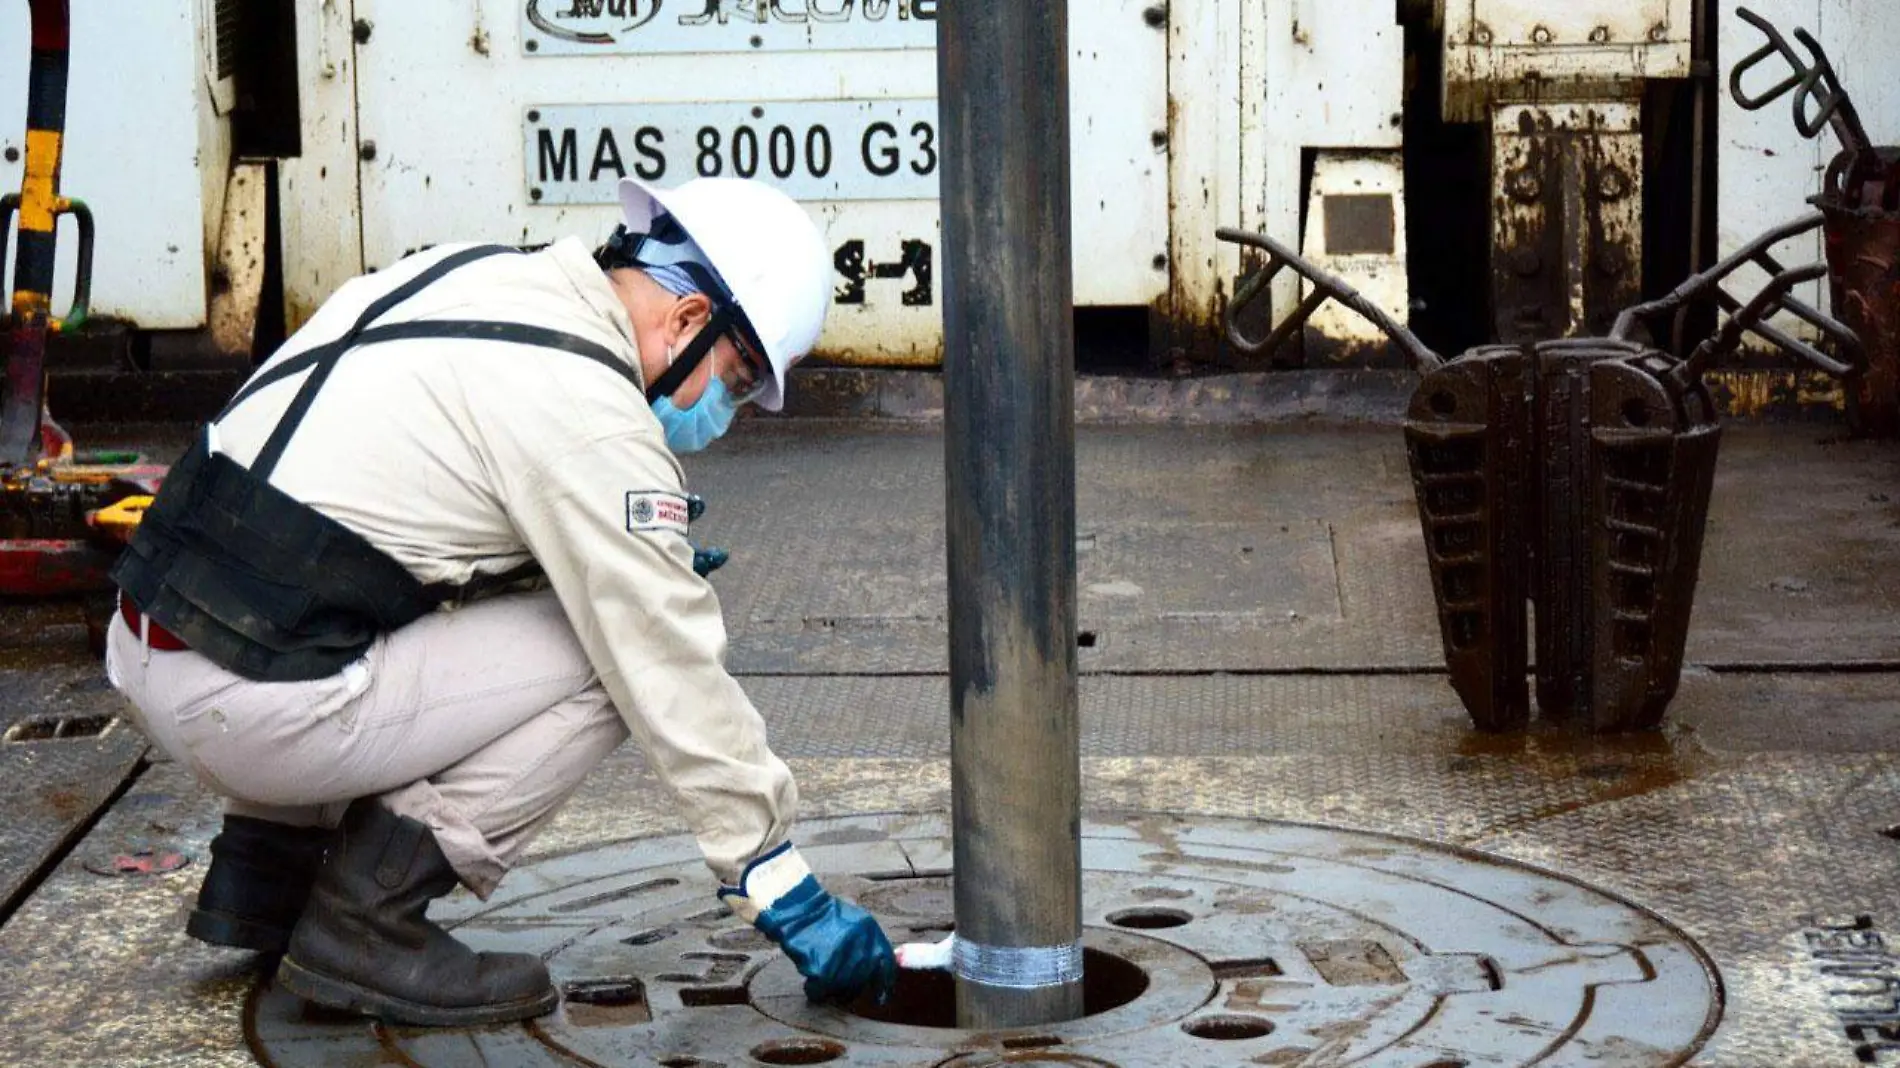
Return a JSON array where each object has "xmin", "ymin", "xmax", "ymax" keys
[{"xmin": 625, "ymin": 490, "xmax": 692, "ymax": 536}]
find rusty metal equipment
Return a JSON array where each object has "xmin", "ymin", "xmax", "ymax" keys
[
  {"xmin": 1489, "ymin": 104, "xmax": 1645, "ymax": 344},
  {"xmin": 1218, "ymin": 214, "xmax": 1861, "ymax": 732},
  {"xmin": 1436, "ymin": 3, "xmax": 1691, "ymax": 347},
  {"xmin": 1731, "ymin": 5, "xmax": 1900, "ymax": 437},
  {"xmin": 1, "ymin": 0, "xmax": 164, "ymax": 598}
]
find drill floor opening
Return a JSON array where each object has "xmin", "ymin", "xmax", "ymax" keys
[{"xmin": 843, "ymin": 947, "xmax": 1149, "ymax": 1029}]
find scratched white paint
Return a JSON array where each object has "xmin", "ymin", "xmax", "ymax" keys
[
  {"xmin": 1821, "ymin": 0, "xmax": 1900, "ymax": 155},
  {"xmin": 1167, "ymin": 0, "xmax": 1238, "ymax": 348},
  {"xmin": 1299, "ymin": 152, "xmax": 1409, "ymax": 351},
  {"xmin": 0, "ymin": 1, "xmax": 220, "ymax": 329},
  {"xmin": 280, "ymin": 0, "xmax": 367, "ymax": 332},
  {"xmin": 1716, "ymin": 0, "xmax": 1900, "ymax": 345},
  {"xmin": 1444, "ymin": 0, "xmax": 1693, "ymax": 121},
  {"xmin": 1254, "ymin": 0, "xmax": 1405, "ymax": 341}
]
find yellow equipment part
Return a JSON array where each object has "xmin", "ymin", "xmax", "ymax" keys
[{"xmin": 87, "ymin": 495, "xmax": 152, "ymax": 544}]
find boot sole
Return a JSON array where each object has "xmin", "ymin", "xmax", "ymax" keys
[
  {"xmin": 187, "ymin": 908, "xmax": 292, "ymax": 954},
  {"xmin": 277, "ymin": 955, "xmax": 559, "ymax": 1027}
]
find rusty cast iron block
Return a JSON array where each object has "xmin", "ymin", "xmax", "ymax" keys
[
  {"xmin": 1817, "ymin": 197, "xmax": 1900, "ymax": 437},
  {"xmin": 1528, "ymin": 339, "xmax": 1652, "ymax": 719},
  {"xmin": 1407, "ymin": 340, "xmax": 1723, "ymax": 733},
  {"xmin": 1404, "ymin": 347, "xmax": 1532, "ymax": 731},
  {"xmin": 1221, "ymin": 215, "xmax": 1854, "ymax": 734},
  {"xmin": 1588, "ymin": 354, "xmax": 1722, "ymax": 732}
]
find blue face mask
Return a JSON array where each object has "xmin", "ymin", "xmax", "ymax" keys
[{"xmin": 651, "ymin": 377, "xmax": 738, "ymax": 454}]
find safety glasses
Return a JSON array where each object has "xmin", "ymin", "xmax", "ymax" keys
[{"xmin": 721, "ymin": 326, "xmax": 771, "ymax": 406}]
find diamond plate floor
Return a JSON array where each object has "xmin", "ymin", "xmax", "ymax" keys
[
  {"xmin": 0, "ymin": 600, "xmax": 148, "ymax": 921},
  {"xmin": 688, "ymin": 423, "xmax": 1900, "ymax": 673},
  {"xmin": 0, "ymin": 419, "xmax": 1896, "ymax": 1066}
]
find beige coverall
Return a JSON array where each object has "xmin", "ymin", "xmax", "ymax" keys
[{"xmin": 106, "ymin": 238, "xmax": 797, "ymax": 896}]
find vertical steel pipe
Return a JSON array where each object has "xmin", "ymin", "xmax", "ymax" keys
[{"xmin": 938, "ymin": 1, "xmax": 1085, "ymax": 1030}]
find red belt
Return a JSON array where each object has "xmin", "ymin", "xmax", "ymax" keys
[{"xmin": 119, "ymin": 598, "xmax": 191, "ymax": 651}]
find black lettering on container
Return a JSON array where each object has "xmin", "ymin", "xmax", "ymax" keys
[
  {"xmin": 590, "ymin": 129, "xmax": 627, "ymax": 181},
  {"xmin": 834, "ymin": 239, "xmax": 866, "ymax": 305},
  {"xmin": 862, "ymin": 121, "xmax": 899, "ymax": 177},
  {"xmin": 679, "ymin": 0, "xmax": 765, "ymax": 25},
  {"xmin": 538, "ymin": 128, "xmax": 579, "ymax": 182},
  {"xmin": 769, "ymin": 125, "xmax": 796, "ymax": 179},
  {"xmin": 832, "ymin": 237, "xmax": 933, "ymax": 306},
  {"xmin": 909, "ymin": 120, "xmax": 936, "ymax": 176},
  {"xmin": 696, "ymin": 127, "xmax": 722, "ymax": 177},
  {"xmin": 634, "ymin": 127, "xmax": 667, "ymax": 180},
  {"xmin": 732, "ymin": 125, "xmax": 759, "ymax": 178},
  {"xmin": 807, "ymin": 126, "xmax": 833, "ymax": 177}
]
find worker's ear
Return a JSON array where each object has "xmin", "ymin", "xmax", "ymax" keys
[{"xmin": 663, "ymin": 292, "xmax": 715, "ymax": 348}]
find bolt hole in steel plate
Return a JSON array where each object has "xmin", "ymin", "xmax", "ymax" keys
[
  {"xmin": 243, "ymin": 814, "xmax": 1721, "ymax": 1066},
  {"xmin": 752, "ymin": 1037, "xmax": 849, "ymax": 1063},
  {"xmin": 1105, "ymin": 906, "xmax": 1191, "ymax": 929},
  {"xmin": 1180, "ymin": 1013, "xmax": 1275, "ymax": 1040},
  {"xmin": 82, "ymin": 845, "xmax": 191, "ymax": 877}
]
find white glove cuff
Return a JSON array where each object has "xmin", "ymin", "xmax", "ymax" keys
[{"xmin": 719, "ymin": 841, "xmax": 813, "ymax": 924}]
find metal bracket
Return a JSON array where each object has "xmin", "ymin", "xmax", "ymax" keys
[
  {"xmin": 1611, "ymin": 212, "xmax": 1863, "ymax": 382},
  {"xmin": 1730, "ymin": 6, "xmax": 1894, "ymax": 208},
  {"xmin": 0, "ymin": 194, "xmax": 96, "ymax": 331},
  {"xmin": 1215, "ymin": 227, "xmax": 1444, "ymax": 373},
  {"xmin": 1731, "ymin": 7, "xmax": 1869, "ymax": 153}
]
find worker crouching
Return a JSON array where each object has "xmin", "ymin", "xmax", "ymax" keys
[{"xmin": 102, "ymin": 177, "xmax": 897, "ymax": 1025}]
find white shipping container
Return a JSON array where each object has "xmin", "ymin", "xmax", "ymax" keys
[{"xmin": 6, "ymin": 2, "xmax": 1896, "ymax": 363}]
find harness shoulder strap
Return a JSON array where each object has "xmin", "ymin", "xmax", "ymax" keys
[
  {"xmin": 351, "ymin": 319, "xmax": 642, "ymax": 393},
  {"xmin": 245, "ymin": 246, "xmax": 521, "ymax": 477},
  {"xmin": 221, "ymin": 245, "xmax": 516, "ymax": 425},
  {"xmin": 226, "ymin": 247, "xmax": 642, "ymax": 480}
]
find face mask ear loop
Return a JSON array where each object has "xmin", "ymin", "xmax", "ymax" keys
[{"xmin": 646, "ymin": 305, "xmax": 733, "ymax": 402}]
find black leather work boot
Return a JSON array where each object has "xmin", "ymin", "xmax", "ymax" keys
[
  {"xmin": 276, "ymin": 798, "xmax": 557, "ymax": 1026},
  {"xmin": 187, "ymin": 814, "xmax": 331, "ymax": 953}
]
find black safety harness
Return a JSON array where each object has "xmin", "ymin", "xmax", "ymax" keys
[{"xmin": 112, "ymin": 246, "xmax": 644, "ymax": 682}]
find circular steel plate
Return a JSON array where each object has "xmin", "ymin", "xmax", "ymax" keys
[{"xmin": 246, "ymin": 813, "xmax": 1720, "ymax": 1066}]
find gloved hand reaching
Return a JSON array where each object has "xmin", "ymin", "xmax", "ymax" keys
[
  {"xmin": 719, "ymin": 843, "xmax": 897, "ymax": 1004},
  {"xmin": 683, "ymin": 495, "xmax": 728, "ymax": 577}
]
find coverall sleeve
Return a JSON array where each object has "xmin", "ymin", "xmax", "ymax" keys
[{"xmin": 504, "ymin": 427, "xmax": 797, "ymax": 886}]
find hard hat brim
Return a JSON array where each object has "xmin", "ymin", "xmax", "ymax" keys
[{"xmin": 616, "ymin": 177, "xmax": 666, "ymax": 236}]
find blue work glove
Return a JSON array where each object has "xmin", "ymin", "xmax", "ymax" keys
[
  {"xmin": 692, "ymin": 545, "xmax": 730, "ymax": 577},
  {"xmin": 683, "ymin": 495, "xmax": 727, "ymax": 577},
  {"xmin": 719, "ymin": 843, "xmax": 897, "ymax": 1004}
]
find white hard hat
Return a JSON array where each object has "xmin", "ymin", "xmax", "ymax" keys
[{"xmin": 617, "ymin": 176, "xmax": 830, "ymax": 412}]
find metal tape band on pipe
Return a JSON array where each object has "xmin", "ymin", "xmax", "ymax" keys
[{"xmin": 953, "ymin": 938, "xmax": 1084, "ymax": 989}]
